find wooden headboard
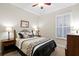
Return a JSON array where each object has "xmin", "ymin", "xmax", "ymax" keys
[{"xmin": 14, "ymin": 30, "xmax": 16, "ymax": 40}]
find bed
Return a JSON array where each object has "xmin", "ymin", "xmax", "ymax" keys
[{"xmin": 14, "ymin": 30, "xmax": 57, "ymax": 56}]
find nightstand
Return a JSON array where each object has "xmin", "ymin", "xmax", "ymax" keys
[{"xmin": 1, "ymin": 39, "xmax": 16, "ymax": 55}]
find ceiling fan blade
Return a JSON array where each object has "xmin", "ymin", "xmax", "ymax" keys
[
  {"xmin": 32, "ymin": 4, "xmax": 38, "ymax": 7},
  {"xmin": 44, "ymin": 3, "xmax": 51, "ymax": 5}
]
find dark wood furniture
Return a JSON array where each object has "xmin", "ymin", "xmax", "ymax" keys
[
  {"xmin": 65, "ymin": 34, "xmax": 79, "ymax": 56},
  {"xmin": 34, "ymin": 35, "xmax": 41, "ymax": 37},
  {"xmin": 1, "ymin": 39, "xmax": 16, "ymax": 55}
]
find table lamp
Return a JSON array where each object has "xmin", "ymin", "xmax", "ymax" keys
[
  {"xmin": 6, "ymin": 27, "xmax": 12, "ymax": 40},
  {"xmin": 33, "ymin": 26, "xmax": 40, "ymax": 36}
]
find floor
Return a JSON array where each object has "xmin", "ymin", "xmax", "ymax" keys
[
  {"xmin": 55, "ymin": 39, "xmax": 66, "ymax": 48},
  {"xmin": 50, "ymin": 47, "xmax": 65, "ymax": 56},
  {"xmin": 0, "ymin": 47, "xmax": 65, "ymax": 56}
]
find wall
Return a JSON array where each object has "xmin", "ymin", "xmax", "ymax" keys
[
  {"xmin": 38, "ymin": 14, "xmax": 55, "ymax": 38},
  {"xmin": 71, "ymin": 4, "xmax": 79, "ymax": 29},
  {"xmin": 38, "ymin": 4, "xmax": 79, "ymax": 40},
  {"xmin": 0, "ymin": 3, "xmax": 39, "ymax": 40}
]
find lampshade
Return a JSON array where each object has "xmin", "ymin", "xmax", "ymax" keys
[
  {"xmin": 38, "ymin": 3, "xmax": 44, "ymax": 7},
  {"xmin": 33, "ymin": 26, "xmax": 39, "ymax": 31},
  {"xmin": 6, "ymin": 27, "xmax": 13, "ymax": 32}
]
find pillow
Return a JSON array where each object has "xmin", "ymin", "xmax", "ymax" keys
[
  {"xmin": 18, "ymin": 33, "xmax": 24, "ymax": 38},
  {"xmin": 24, "ymin": 34, "xmax": 34, "ymax": 38},
  {"xmin": 24, "ymin": 31, "xmax": 34, "ymax": 38},
  {"xmin": 24, "ymin": 34, "xmax": 29, "ymax": 38},
  {"xmin": 18, "ymin": 32, "xmax": 30, "ymax": 38},
  {"xmin": 18, "ymin": 30, "xmax": 35, "ymax": 39}
]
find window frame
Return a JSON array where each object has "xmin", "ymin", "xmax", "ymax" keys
[{"xmin": 55, "ymin": 12, "xmax": 71, "ymax": 39}]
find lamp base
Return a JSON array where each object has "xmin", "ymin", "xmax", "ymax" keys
[
  {"xmin": 8, "ymin": 32, "xmax": 10, "ymax": 40},
  {"xmin": 76, "ymin": 30, "xmax": 78, "ymax": 34},
  {"xmin": 8, "ymin": 39, "xmax": 10, "ymax": 40}
]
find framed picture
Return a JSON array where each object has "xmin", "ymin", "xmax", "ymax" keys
[{"xmin": 20, "ymin": 20, "xmax": 29, "ymax": 28}]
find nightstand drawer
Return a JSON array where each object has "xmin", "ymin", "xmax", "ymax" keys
[
  {"xmin": 2, "ymin": 40, "xmax": 15, "ymax": 46},
  {"xmin": 2, "ymin": 42, "xmax": 15, "ymax": 46}
]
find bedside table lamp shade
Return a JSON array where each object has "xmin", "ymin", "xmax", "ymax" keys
[
  {"xmin": 33, "ymin": 26, "xmax": 40, "ymax": 36},
  {"xmin": 6, "ymin": 27, "xmax": 12, "ymax": 40}
]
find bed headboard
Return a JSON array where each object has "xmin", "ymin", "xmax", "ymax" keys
[
  {"xmin": 14, "ymin": 30, "xmax": 16, "ymax": 40},
  {"xmin": 13, "ymin": 29, "xmax": 32, "ymax": 40}
]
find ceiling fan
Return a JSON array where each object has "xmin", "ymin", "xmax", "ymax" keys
[{"xmin": 32, "ymin": 3, "xmax": 51, "ymax": 9}]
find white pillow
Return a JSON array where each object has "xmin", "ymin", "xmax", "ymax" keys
[{"xmin": 24, "ymin": 34, "xmax": 29, "ymax": 38}]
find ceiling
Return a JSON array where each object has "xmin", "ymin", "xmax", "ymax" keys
[{"xmin": 11, "ymin": 3, "xmax": 77, "ymax": 15}]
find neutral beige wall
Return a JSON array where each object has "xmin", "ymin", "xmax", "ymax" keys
[
  {"xmin": 0, "ymin": 3, "xmax": 39, "ymax": 39},
  {"xmin": 38, "ymin": 4, "xmax": 79, "ymax": 39},
  {"xmin": 71, "ymin": 4, "xmax": 79, "ymax": 28},
  {"xmin": 38, "ymin": 14, "xmax": 55, "ymax": 38}
]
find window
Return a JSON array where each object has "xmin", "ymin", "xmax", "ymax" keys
[{"xmin": 56, "ymin": 13, "xmax": 71, "ymax": 39}]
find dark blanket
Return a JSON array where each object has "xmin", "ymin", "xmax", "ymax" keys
[{"xmin": 32, "ymin": 40, "xmax": 57, "ymax": 56}]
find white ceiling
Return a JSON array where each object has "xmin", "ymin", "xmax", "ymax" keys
[{"xmin": 11, "ymin": 3, "xmax": 77, "ymax": 15}]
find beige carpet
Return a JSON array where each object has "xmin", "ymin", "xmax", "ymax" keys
[
  {"xmin": 0, "ymin": 47, "xmax": 65, "ymax": 56},
  {"xmin": 50, "ymin": 47, "xmax": 65, "ymax": 56}
]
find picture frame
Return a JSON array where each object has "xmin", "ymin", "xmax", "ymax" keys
[{"xmin": 20, "ymin": 20, "xmax": 29, "ymax": 28}]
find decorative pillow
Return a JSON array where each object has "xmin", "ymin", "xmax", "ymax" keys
[
  {"xmin": 24, "ymin": 34, "xmax": 34, "ymax": 38},
  {"xmin": 24, "ymin": 34, "xmax": 29, "ymax": 38},
  {"xmin": 18, "ymin": 33, "xmax": 24, "ymax": 38}
]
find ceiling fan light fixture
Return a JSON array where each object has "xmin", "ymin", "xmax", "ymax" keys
[
  {"xmin": 41, "ymin": 6, "xmax": 43, "ymax": 9},
  {"xmin": 32, "ymin": 3, "xmax": 51, "ymax": 9},
  {"xmin": 38, "ymin": 3, "xmax": 44, "ymax": 7}
]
